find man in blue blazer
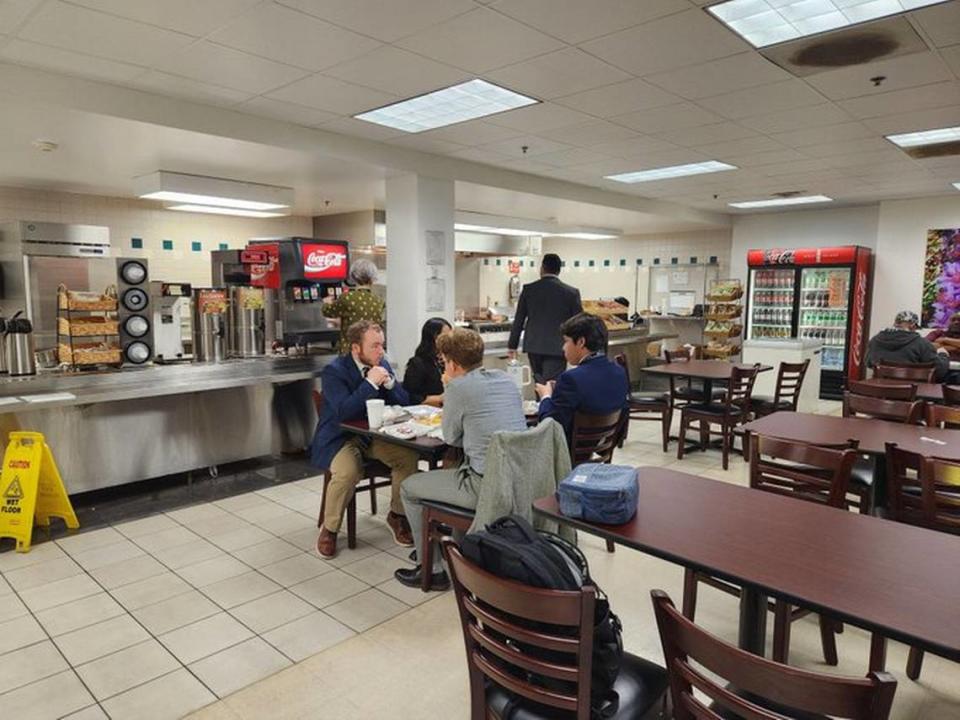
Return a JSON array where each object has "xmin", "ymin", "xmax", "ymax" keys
[
  {"xmin": 312, "ymin": 320, "xmax": 419, "ymax": 558},
  {"xmin": 537, "ymin": 313, "xmax": 627, "ymax": 439}
]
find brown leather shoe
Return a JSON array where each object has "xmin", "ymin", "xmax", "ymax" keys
[
  {"xmin": 316, "ymin": 527, "xmax": 337, "ymax": 558},
  {"xmin": 386, "ymin": 511, "xmax": 414, "ymax": 547}
]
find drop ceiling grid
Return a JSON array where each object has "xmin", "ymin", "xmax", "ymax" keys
[{"xmin": 0, "ymin": 0, "xmax": 959, "ymax": 209}]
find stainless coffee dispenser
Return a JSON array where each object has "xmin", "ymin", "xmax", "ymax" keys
[
  {"xmin": 192, "ymin": 289, "xmax": 227, "ymax": 363},
  {"xmin": 5, "ymin": 317, "xmax": 36, "ymax": 376},
  {"xmin": 229, "ymin": 286, "xmax": 265, "ymax": 357}
]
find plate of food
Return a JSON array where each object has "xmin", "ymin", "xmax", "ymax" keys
[{"xmin": 523, "ymin": 400, "xmax": 540, "ymax": 416}]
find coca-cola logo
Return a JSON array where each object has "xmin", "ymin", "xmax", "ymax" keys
[
  {"xmin": 304, "ymin": 251, "xmax": 345, "ymax": 272},
  {"xmin": 763, "ymin": 248, "xmax": 795, "ymax": 265},
  {"xmin": 851, "ymin": 270, "xmax": 867, "ymax": 372}
]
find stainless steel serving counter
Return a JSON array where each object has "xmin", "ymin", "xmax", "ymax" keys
[{"xmin": 0, "ymin": 356, "xmax": 335, "ymax": 494}]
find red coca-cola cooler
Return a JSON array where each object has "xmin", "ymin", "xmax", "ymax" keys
[
  {"xmin": 249, "ymin": 237, "xmax": 350, "ymax": 347},
  {"xmin": 746, "ymin": 246, "xmax": 873, "ymax": 399}
]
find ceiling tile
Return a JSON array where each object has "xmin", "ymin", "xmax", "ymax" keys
[
  {"xmin": 0, "ymin": 38, "xmax": 146, "ymax": 83},
  {"xmin": 268, "ymin": 74, "xmax": 397, "ymax": 114},
  {"xmin": 806, "ymin": 52, "xmax": 952, "ymax": 101},
  {"xmin": 760, "ymin": 161, "xmax": 844, "ymax": 177},
  {"xmin": 323, "ymin": 46, "xmax": 469, "ymax": 98},
  {"xmin": 485, "ymin": 48, "xmax": 631, "ymax": 101},
  {"xmin": 449, "ymin": 146, "xmax": 515, "ymax": 164},
  {"xmin": 388, "ymin": 135, "xmax": 468, "ymax": 155},
  {"xmin": 209, "ymin": 3, "xmax": 381, "ymax": 71},
  {"xmin": 319, "ymin": 116, "xmax": 406, "ymax": 141},
  {"xmin": 825, "ymin": 148, "xmax": 910, "ymax": 169},
  {"xmin": 18, "ymin": 1, "xmax": 194, "ymax": 67},
  {"xmin": 126, "ymin": 70, "xmax": 251, "ymax": 106},
  {"xmin": 720, "ymin": 148, "xmax": 807, "ymax": 169},
  {"xmin": 276, "ymin": 0, "xmax": 476, "ymax": 43},
  {"xmin": 489, "ymin": 0, "xmax": 689, "ymax": 44},
  {"xmin": 654, "ymin": 121, "xmax": 758, "ymax": 147},
  {"xmin": 909, "ymin": 2, "xmax": 960, "ymax": 49},
  {"xmin": 0, "ymin": 0, "xmax": 42, "ymax": 31},
  {"xmin": 740, "ymin": 103, "xmax": 853, "ymax": 134},
  {"xmin": 477, "ymin": 135, "xmax": 576, "ymax": 159},
  {"xmin": 536, "ymin": 120, "xmax": 638, "ymax": 147},
  {"xmin": 553, "ymin": 78, "xmax": 681, "ymax": 117},
  {"xmin": 66, "ymin": 0, "xmax": 261, "ymax": 36},
  {"xmin": 395, "ymin": 7, "xmax": 563, "ymax": 73},
  {"xmin": 645, "ymin": 52, "xmax": 791, "ymax": 101},
  {"xmin": 485, "ymin": 103, "xmax": 597, "ymax": 134},
  {"xmin": 580, "ymin": 9, "xmax": 748, "ymax": 76},
  {"xmin": 698, "ymin": 80, "xmax": 826, "ymax": 120},
  {"xmin": 417, "ymin": 121, "xmax": 520, "ymax": 146},
  {"xmin": 839, "ymin": 81, "xmax": 960, "ymax": 119},
  {"xmin": 588, "ymin": 135, "xmax": 681, "ymax": 158},
  {"xmin": 693, "ymin": 135, "xmax": 788, "ymax": 159},
  {"xmin": 862, "ymin": 104, "xmax": 960, "ymax": 135},
  {"xmin": 155, "ymin": 41, "xmax": 308, "ymax": 95},
  {"xmin": 610, "ymin": 147, "xmax": 713, "ymax": 170},
  {"xmin": 534, "ymin": 147, "xmax": 614, "ymax": 168},
  {"xmin": 801, "ymin": 138, "xmax": 895, "ymax": 159},
  {"xmin": 612, "ymin": 103, "xmax": 725, "ymax": 134},
  {"xmin": 236, "ymin": 97, "xmax": 337, "ymax": 127},
  {"xmin": 771, "ymin": 122, "xmax": 875, "ymax": 148}
]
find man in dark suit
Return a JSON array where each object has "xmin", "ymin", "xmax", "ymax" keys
[
  {"xmin": 537, "ymin": 313, "xmax": 627, "ymax": 438},
  {"xmin": 311, "ymin": 320, "xmax": 419, "ymax": 558},
  {"xmin": 508, "ymin": 253, "xmax": 583, "ymax": 383}
]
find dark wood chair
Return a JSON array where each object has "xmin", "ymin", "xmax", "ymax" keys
[
  {"xmin": 313, "ymin": 390, "xmax": 392, "ymax": 549},
  {"xmin": 614, "ymin": 353, "xmax": 671, "ymax": 453},
  {"xmin": 942, "ymin": 384, "xmax": 960, "ymax": 406},
  {"xmin": 874, "ymin": 447, "xmax": 960, "ymax": 680},
  {"xmin": 572, "ymin": 408, "xmax": 628, "ymax": 553},
  {"xmin": 442, "ymin": 538, "xmax": 670, "ymax": 720},
  {"xmin": 664, "ymin": 348, "xmax": 725, "ymax": 406},
  {"xmin": 926, "ymin": 402, "xmax": 960, "ymax": 429},
  {"xmin": 847, "ymin": 379, "xmax": 917, "ymax": 401},
  {"xmin": 751, "ymin": 359, "xmax": 810, "ymax": 418},
  {"xmin": 874, "ymin": 363, "xmax": 936, "ymax": 382},
  {"xmin": 677, "ymin": 364, "xmax": 759, "ymax": 470},
  {"xmin": 842, "ymin": 392, "xmax": 924, "ymax": 424},
  {"xmin": 652, "ymin": 591, "xmax": 897, "ymax": 720},
  {"xmin": 682, "ymin": 434, "xmax": 857, "ymax": 667}
]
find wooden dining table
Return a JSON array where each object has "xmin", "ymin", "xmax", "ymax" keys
[
  {"xmin": 742, "ymin": 411, "xmax": 960, "ymax": 458},
  {"xmin": 857, "ymin": 377, "xmax": 944, "ymax": 403},
  {"xmin": 340, "ymin": 419, "xmax": 447, "ymax": 462},
  {"xmin": 533, "ymin": 466, "xmax": 960, "ymax": 664},
  {"xmin": 641, "ymin": 359, "xmax": 773, "ymax": 399}
]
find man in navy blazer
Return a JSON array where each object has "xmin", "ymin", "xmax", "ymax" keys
[
  {"xmin": 312, "ymin": 320, "xmax": 419, "ymax": 558},
  {"xmin": 537, "ymin": 313, "xmax": 627, "ymax": 439}
]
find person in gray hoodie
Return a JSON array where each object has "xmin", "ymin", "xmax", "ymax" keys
[{"xmin": 865, "ymin": 310, "xmax": 949, "ymax": 381}]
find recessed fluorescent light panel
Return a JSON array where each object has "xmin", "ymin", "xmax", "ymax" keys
[
  {"xmin": 605, "ymin": 161, "xmax": 736, "ymax": 184},
  {"xmin": 135, "ymin": 171, "xmax": 293, "ymax": 212},
  {"xmin": 951, "ymin": 182, "xmax": 960, "ymax": 191},
  {"xmin": 454, "ymin": 223, "xmax": 542, "ymax": 237},
  {"xmin": 729, "ymin": 195, "xmax": 833, "ymax": 209},
  {"xmin": 167, "ymin": 204, "xmax": 286, "ymax": 218},
  {"xmin": 547, "ymin": 232, "xmax": 619, "ymax": 240},
  {"xmin": 886, "ymin": 126, "xmax": 960, "ymax": 148},
  {"xmin": 707, "ymin": 0, "xmax": 950, "ymax": 48},
  {"xmin": 354, "ymin": 79, "xmax": 538, "ymax": 133}
]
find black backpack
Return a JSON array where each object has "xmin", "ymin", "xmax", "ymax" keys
[{"xmin": 460, "ymin": 515, "xmax": 623, "ymax": 719}]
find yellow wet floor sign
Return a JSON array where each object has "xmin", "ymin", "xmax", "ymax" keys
[{"xmin": 0, "ymin": 431, "xmax": 78, "ymax": 552}]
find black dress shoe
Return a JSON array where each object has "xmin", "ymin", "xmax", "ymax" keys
[{"xmin": 394, "ymin": 564, "xmax": 450, "ymax": 591}]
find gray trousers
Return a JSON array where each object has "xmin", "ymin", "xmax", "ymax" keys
[{"xmin": 400, "ymin": 465, "xmax": 480, "ymax": 572}]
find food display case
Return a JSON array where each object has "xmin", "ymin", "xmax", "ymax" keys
[
  {"xmin": 582, "ymin": 299, "xmax": 631, "ymax": 331},
  {"xmin": 703, "ymin": 279, "xmax": 743, "ymax": 359}
]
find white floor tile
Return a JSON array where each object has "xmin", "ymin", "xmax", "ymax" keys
[
  {"xmin": 19, "ymin": 573, "xmax": 102, "ymax": 613},
  {"xmin": 115, "ymin": 514, "xmax": 181, "ymax": 539},
  {"xmin": 229, "ymin": 590, "xmax": 315, "ymax": 634},
  {"xmin": 165, "ymin": 503, "xmax": 232, "ymax": 526},
  {"xmin": 189, "ymin": 637, "xmax": 291, "ymax": 699},
  {"xmin": 375, "ymin": 577, "xmax": 446, "ymax": 607},
  {"xmin": 251, "ymin": 511, "xmax": 316, "ymax": 537},
  {"xmin": 230, "ymin": 538, "xmax": 301, "ymax": 568},
  {"xmin": 206, "ymin": 526, "xmax": 273, "ymax": 552},
  {"xmin": 0, "ymin": 541, "xmax": 66, "ymax": 573},
  {"xmin": 4, "ymin": 556, "xmax": 82, "ymax": 591},
  {"xmin": 110, "ymin": 572, "xmax": 193, "ymax": 611},
  {"xmin": 261, "ymin": 611, "xmax": 354, "ymax": 662},
  {"xmin": 89, "ymin": 554, "xmax": 168, "ymax": 590},
  {"xmin": 323, "ymin": 588, "xmax": 409, "ymax": 633},
  {"xmin": 159, "ymin": 612, "xmax": 253, "ymax": 665},
  {"xmin": 194, "ymin": 513, "xmax": 253, "ymax": 539},
  {"xmin": 258, "ymin": 552, "xmax": 332, "ymax": 587},
  {"xmin": 54, "ymin": 614, "xmax": 151, "ymax": 666},
  {"xmin": 201, "ymin": 571, "xmax": 282, "ymax": 610},
  {"xmin": 61, "ymin": 703, "xmax": 109, "ymax": 720},
  {"xmin": 56, "ymin": 527, "xmax": 125, "ymax": 555},
  {"xmin": 151, "ymin": 539, "xmax": 224, "ymax": 570},
  {"xmin": 34, "ymin": 592, "xmax": 126, "ymax": 637},
  {"xmin": 289, "ymin": 569, "xmax": 368, "ymax": 609},
  {"xmin": 132, "ymin": 589, "xmax": 222, "ymax": 636},
  {"xmin": 75, "ymin": 639, "xmax": 180, "ymax": 701},
  {"xmin": 0, "ymin": 669, "xmax": 94, "ymax": 720},
  {"xmin": 177, "ymin": 555, "xmax": 250, "ymax": 588},
  {"xmin": 0, "ymin": 591, "xmax": 29, "ymax": 623},
  {"xmin": 133, "ymin": 526, "xmax": 204, "ymax": 554},
  {"xmin": 0, "ymin": 640, "xmax": 69, "ymax": 694},
  {"xmin": 0, "ymin": 614, "xmax": 46, "ymax": 656},
  {"xmin": 340, "ymin": 551, "xmax": 409, "ymax": 586},
  {"xmin": 71, "ymin": 540, "xmax": 146, "ymax": 572},
  {"xmin": 323, "ymin": 540, "xmax": 382, "ymax": 568},
  {"xmin": 101, "ymin": 668, "xmax": 216, "ymax": 720}
]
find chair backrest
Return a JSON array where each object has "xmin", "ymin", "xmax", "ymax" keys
[
  {"xmin": 773, "ymin": 359, "xmax": 810, "ymax": 410},
  {"xmin": 926, "ymin": 403, "xmax": 960, "ymax": 430},
  {"xmin": 443, "ymin": 540, "xmax": 598, "ymax": 720},
  {"xmin": 847, "ymin": 379, "xmax": 917, "ymax": 401},
  {"xmin": 722, "ymin": 364, "xmax": 760, "ymax": 415},
  {"xmin": 749, "ymin": 434, "xmax": 857, "ymax": 508},
  {"xmin": 613, "ymin": 352, "xmax": 631, "ymax": 389},
  {"xmin": 664, "ymin": 348, "xmax": 692, "ymax": 364},
  {"xmin": 651, "ymin": 591, "xmax": 897, "ymax": 720},
  {"xmin": 571, "ymin": 409, "xmax": 625, "ymax": 465},
  {"xmin": 943, "ymin": 384, "xmax": 960, "ymax": 406},
  {"xmin": 886, "ymin": 444, "xmax": 960, "ymax": 534},
  {"xmin": 842, "ymin": 392, "xmax": 923, "ymax": 424},
  {"xmin": 312, "ymin": 389, "xmax": 323, "ymax": 415},
  {"xmin": 875, "ymin": 364, "xmax": 936, "ymax": 382}
]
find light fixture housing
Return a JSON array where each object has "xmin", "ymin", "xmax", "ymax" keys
[
  {"xmin": 354, "ymin": 79, "xmax": 538, "ymax": 133},
  {"xmin": 135, "ymin": 171, "xmax": 293, "ymax": 212},
  {"xmin": 729, "ymin": 195, "xmax": 833, "ymax": 209},
  {"xmin": 166, "ymin": 204, "xmax": 287, "ymax": 218},
  {"xmin": 605, "ymin": 161, "xmax": 736, "ymax": 184},
  {"xmin": 707, "ymin": 0, "xmax": 949, "ymax": 49},
  {"xmin": 454, "ymin": 223, "xmax": 542, "ymax": 237},
  {"xmin": 886, "ymin": 126, "xmax": 960, "ymax": 148}
]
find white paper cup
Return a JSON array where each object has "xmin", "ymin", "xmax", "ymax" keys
[{"xmin": 366, "ymin": 399, "xmax": 386, "ymax": 429}]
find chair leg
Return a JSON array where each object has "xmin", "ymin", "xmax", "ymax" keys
[
  {"xmin": 818, "ymin": 614, "xmax": 839, "ymax": 666},
  {"xmin": 907, "ymin": 646, "xmax": 925, "ymax": 680},
  {"xmin": 681, "ymin": 568, "xmax": 698, "ymax": 621},
  {"xmin": 721, "ymin": 424, "xmax": 731, "ymax": 471},
  {"xmin": 699, "ymin": 420, "xmax": 709, "ymax": 452},
  {"xmin": 677, "ymin": 415, "xmax": 688, "ymax": 460},
  {"xmin": 346, "ymin": 495, "xmax": 357, "ymax": 549},
  {"xmin": 318, "ymin": 471, "xmax": 330, "ymax": 529},
  {"xmin": 421, "ymin": 508, "xmax": 434, "ymax": 592},
  {"xmin": 605, "ymin": 539, "xmax": 615, "ymax": 553},
  {"xmin": 772, "ymin": 600, "xmax": 791, "ymax": 664},
  {"xmin": 368, "ymin": 479, "xmax": 378, "ymax": 515},
  {"xmin": 869, "ymin": 634, "xmax": 888, "ymax": 673},
  {"xmin": 661, "ymin": 407, "xmax": 671, "ymax": 453}
]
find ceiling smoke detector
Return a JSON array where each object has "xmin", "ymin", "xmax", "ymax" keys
[{"xmin": 32, "ymin": 140, "xmax": 59, "ymax": 152}]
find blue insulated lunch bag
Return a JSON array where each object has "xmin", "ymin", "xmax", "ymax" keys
[{"xmin": 557, "ymin": 464, "xmax": 639, "ymax": 525}]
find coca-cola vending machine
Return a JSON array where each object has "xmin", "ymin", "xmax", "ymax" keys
[{"xmin": 249, "ymin": 237, "xmax": 349, "ymax": 348}]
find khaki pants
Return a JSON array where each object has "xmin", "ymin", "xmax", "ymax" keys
[{"xmin": 324, "ymin": 438, "xmax": 420, "ymax": 533}]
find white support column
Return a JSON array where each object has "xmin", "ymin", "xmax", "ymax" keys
[{"xmin": 385, "ymin": 174, "xmax": 455, "ymax": 372}]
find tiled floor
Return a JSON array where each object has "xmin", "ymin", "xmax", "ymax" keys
[{"xmin": 2, "ymin": 400, "xmax": 959, "ymax": 719}]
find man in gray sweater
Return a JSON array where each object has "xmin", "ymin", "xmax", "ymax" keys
[{"xmin": 394, "ymin": 328, "xmax": 526, "ymax": 590}]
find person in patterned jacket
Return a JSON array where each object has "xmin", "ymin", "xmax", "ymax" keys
[{"xmin": 322, "ymin": 258, "xmax": 384, "ymax": 353}]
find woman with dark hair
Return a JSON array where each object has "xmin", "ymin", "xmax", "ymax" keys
[{"xmin": 403, "ymin": 317, "xmax": 452, "ymax": 406}]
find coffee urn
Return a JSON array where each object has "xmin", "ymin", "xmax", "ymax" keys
[
  {"xmin": 192, "ymin": 289, "xmax": 228, "ymax": 363},
  {"xmin": 5, "ymin": 317, "xmax": 36, "ymax": 376},
  {"xmin": 229, "ymin": 286, "xmax": 265, "ymax": 357}
]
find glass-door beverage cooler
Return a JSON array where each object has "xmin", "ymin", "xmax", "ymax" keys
[{"xmin": 746, "ymin": 246, "xmax": 873, "ymax": 399}]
